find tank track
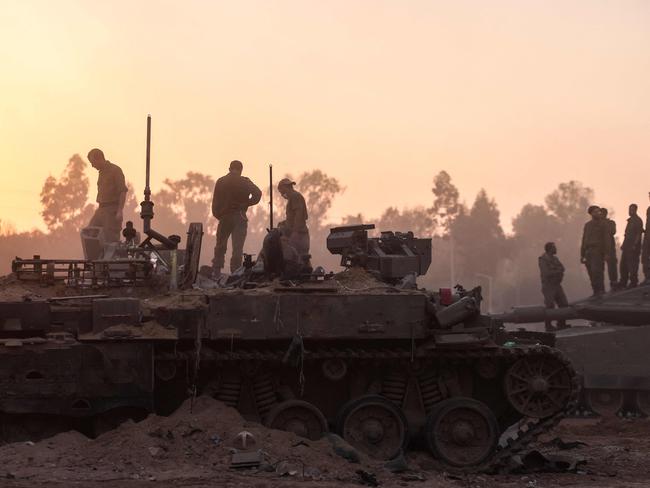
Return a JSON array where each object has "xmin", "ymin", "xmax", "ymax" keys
[{"xmin": 196, "ymin": 343, "xmax": 579, "ymax": 473}]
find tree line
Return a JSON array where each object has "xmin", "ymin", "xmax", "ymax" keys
[{"xmin": 0, "ymin": 154, "xmax": 595, "ymax": 310}]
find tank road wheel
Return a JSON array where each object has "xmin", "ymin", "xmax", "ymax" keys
[
  {"xmin": 264, "ymin": 400, "xmax": 328, "ymax": 440},
  {"xmin": 504, "ymin": 353, "xmax": 573, "ymax": 418},
  {"xmin": 337, "ymin": 394, "xmax": 408, "ymax": 460},
  {"xmin": 586, "ymin": 389, "xmax": 623, "ymax": 417},
  {"xmin": 425, "ymin": 397, "xmax": 499, "ymax": 468}
]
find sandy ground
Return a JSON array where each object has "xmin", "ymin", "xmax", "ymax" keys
[{"xmin": 1, "ymin": 399, "xmax": 650, "ymax": 488}]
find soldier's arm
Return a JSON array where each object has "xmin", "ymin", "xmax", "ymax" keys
[
  {"xmin": 602, "ymin": 225, "xmax": 612, "ymax": 255},
  {"xmin": 247, "ymin": 179, "xmax": 262, "ymax": 206},
  {"xmin": 635, "ymin": 219, "xmax": 644, "ymax": 247},
  {"xmin": 115, "ymin": 168, "xmax": 128, "ymax": 218},
  {"xmin": 538, "ymin": 257, "xmax": 550, "ymax": 281},
  {"xmin": 294, "ymin": 194, "xmax": 308, "ymax": 230},
  {"xmin": 211, "ymin": 180, "xmax": 221, "ymax": 219},
  {"xmin": 580, "ymin": 225, "xmax": 587, "ymax": 260}
]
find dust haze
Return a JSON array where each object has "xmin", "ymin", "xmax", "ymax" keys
[{"xmin": 0, "ymin": 153, "xmax": 611, "ymax": 310}]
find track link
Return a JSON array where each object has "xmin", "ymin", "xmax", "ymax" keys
[{"xmin": 194, "ymin": 343, "xmax": 579, "ymax": 472}]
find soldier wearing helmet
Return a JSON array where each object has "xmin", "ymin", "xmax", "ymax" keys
[
  {"xmin": 277, "ymin": 178, "xmax": 310, "ymax": 260},
  {"xmin": 580, "ymin": 205, "xmax": 610, "ymax": 296}
]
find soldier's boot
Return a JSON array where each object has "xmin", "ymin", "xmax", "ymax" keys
[
  {"xmin": 555, "ymin": 320, "xmax": 569, "ymax": 331},
  {"xmin": 211, "ymin": 267, "xmax": 222, "ymax": 281}
]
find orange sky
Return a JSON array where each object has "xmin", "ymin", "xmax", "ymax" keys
[{"xmin": 1, "ymin": 0, "xmax": 649, "ymax": 234}]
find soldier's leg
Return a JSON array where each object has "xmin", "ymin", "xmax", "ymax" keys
[
  {"xmin": 230, "ymin": 215, "xmax": 248, "ymax": 273},
  {"xmin": 589, "ymin": 254, "xmax": 605, "ymax": 294},
  {"xmin": 619, "ymin": 250, "xmax": 629, "ymax": 287},
  {"xmin": 88, "ymin": 207, "xmax": 104, "ymax": 228},
  {"xmin": 630, "ymin": 250, "xmax": 640, "ymax": 286},
  {"xmin": 87, "ymin": 206, "xmax": 116, "ymax": 242},
  {"xmin": 542, "ymin": 286, "xmax": 555, "ymax": 330},
  {"xmin": 554, "ymin": 285, "xmax": 569, "ymax": 328},
  {"xmin": 606, "ymin": 252, "xmax": 618, "ymax": 288},
  {"xmin": 643, "ymin": 240, "xmax": 650, "ymax": 282},
  {"xmin": 105, "ymin": 208, "xmax": 122, "ymax": 243},
  {"xmin": 585, "ymin": 259, "xmax": 597, "ymax": 295},
  {"xmin": 213, "ymin": 214, "xmax": 234, "ymax": 273}
]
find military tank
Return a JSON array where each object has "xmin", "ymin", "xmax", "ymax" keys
[
  {"xmin": 495, "ymin": 286, "xmax": 650, "ymax": 417},
  {"xmin": 0, "ymin": 223, "xmax": 579, "ymax": 470},
  {"xmin": 0, "ymin": 117, "xmax": 578, "ymax": 471}
]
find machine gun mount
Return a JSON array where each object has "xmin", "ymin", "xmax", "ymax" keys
[{"xmin": 327, "ymin": 224, "xmax": 432, "ymax": 281}]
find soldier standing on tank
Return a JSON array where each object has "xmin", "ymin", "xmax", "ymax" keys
[
  {"xmin": 277, "ymin": 178, "xmax": 310, "ymax": 259},
  {"xmin": 642, "ymin": 192, "xmax": 650, "ymax": 285},
  {"xmin": 211, "ymin": 160, "xmax": 262, "ymax": 278},
  {"xmin": 600, "ymin": 208, "xmax": 618, "ymax": 290},
  {"xmin": 538, "ymin": 242, "xmax": 569, "ymax": 331},
  {"xmin": 580, "ymin": 205, "xmax": 609, "ymax": 296},
  {"xmin": 87, "ymin": 148, "xmax": 128, "ymax": 243},
  {"xmin": 619, "ymin": 203, "xmax": 644, "ymax": 288}
]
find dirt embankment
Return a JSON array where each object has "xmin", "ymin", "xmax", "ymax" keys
[
  {"xmin": 0, "ymin": 396, "xmax": 454, "ymax": 487},
  {"xmin": 4, "ymin": 405, "xmax": 650, "ymax": 488}
]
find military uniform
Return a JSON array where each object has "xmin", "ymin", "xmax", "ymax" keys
[
  {"xmin": 88, "ymin": 161, "xmax": 127, "ymax": 242},
  {"xmin": 283, "ymin": 188, "xmax": 310, "ymax": 256},
  {"xmin": 620, "ymin": 213, "xmax": 644, "ymax": 287},
  {"xmin": 211, "ymin": 171, "xmax": 261, "ymax": 273},
  {"xmin": 581, "ymin": 219, "xmax": 610, "ymax": 295},
  {"xmin": 604, "ymin": 218, "xmax": 618, "ymax": 287},
  {"xmin": 538, "ymin": 252, "xmax": 569, "ymax": 329},
  {"xmin": 643, "ymin": 206, "xmax": 650, "ymax": 283}
]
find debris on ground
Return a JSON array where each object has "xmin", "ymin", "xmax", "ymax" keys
[
  {"xmin": 3, "ymin": 410, "xmax": 650, "ymax": 488},
  {"xmin": 507, "ymin": 450, "xmax": 587, "ymax": 474},
  {"xmin": 543, "ymin": 437, "xmax": 588, "ymax": 450}
]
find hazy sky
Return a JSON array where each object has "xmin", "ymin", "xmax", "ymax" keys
[{"xmin": 1, "ymin": 0, "xmax": 649, "ymax": 234}]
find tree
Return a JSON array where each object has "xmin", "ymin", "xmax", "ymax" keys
[
  {"xmin": 432, "ymin": 170, "xmax": 462, "ymax": 236},
  {"xmin": 295, "ymin": 170, "xmax": 343, "ymax": 231},
  {"xmin": 507, "ymin": 204, "xmax": 562, "ymax": 305},
  {"xmin": 545, "ymin": 181, "xmax": 594, "ymax": 224},
  {"xmin": 512, "ymin": 204, "xmax": 561, "ymax": 244},
  {"xmin": 543, "ymin": 181, "xmax": 594, "ymax": 299},
  {"xmin": 340, "ymin": 213, "xmax": 365, "ymax": 226},
  {"xmin": 0, "ymin": 220, "xmax": 16, "ymax": 236},
  {"xmin": 450, "ymin": 189, "xmax": 506, "ymax": 279},
  {"xmin": 377, "ymin": 206, "xmax": 435, "ymax": 237},
  {"xmin": 40, "ymin": 154, "xmax": 92, "ymax": 231}
]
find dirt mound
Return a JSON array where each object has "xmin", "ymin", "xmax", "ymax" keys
[
  {"xmin": 333, "ymin": 267, "xmax": 390, "ymax": 292},
  {"xmin": 0, "ymin": 396, "xmax": 385, "ymax": 484}
]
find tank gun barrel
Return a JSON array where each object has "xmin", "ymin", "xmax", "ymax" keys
[{"xmin": 492, "ymin": 305, "xmax": 580, "ymax": 324}]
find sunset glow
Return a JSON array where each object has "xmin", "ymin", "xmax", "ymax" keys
[{"xmin": 1, "ymin": 0, "xmax": 649, "ymax": 232}]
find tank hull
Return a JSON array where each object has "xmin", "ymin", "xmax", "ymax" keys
[{"xmin": 0, "ymin": 275, "xmax": 577, "ymax": 469}]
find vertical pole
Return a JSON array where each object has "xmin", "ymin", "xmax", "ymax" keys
[
  {"xmin": 269, "ymin": 164, "xmax": 274, "ymax": 230},
  {"xmin": 145, "ymin": 115, "xmax": 151, "ymax": 201},
  {"xmin": 450, "ymin": 236, "xmax": 455, "ymax": 287},
  {"xmin": 169, "ymin": 250, "xmax": 178, "ymax": 291}
]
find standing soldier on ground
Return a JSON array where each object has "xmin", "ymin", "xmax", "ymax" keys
[
  {"xmin": 600, "ymin": 207, "xmax": 618, "ymax": 290},
  {"xmin": 277, "ymin": 178, "xmax": 310, "ymax": 259},
  {"xmin": 211, "ymin": 160, "xmax": 262, "ymax": 279},
  {"xmin": 538, "ymin": 242, "xmax": 569, "ymax": 331},
  {"xmin": 642, "ymin": 192, "xmax": 650, "ymax": 285},
  {"xmin": 619, "ymin": 203, "xmax": 644, "ymax": 288},
  {"xmin": 580, "ymin": 205, "xmax": 610, "ymax": 296},
  {"xmin": 87, "ymin": 148, "xmax": 128, "ymax": 242}
]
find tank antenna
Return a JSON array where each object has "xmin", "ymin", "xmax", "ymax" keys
[
  {"xmin": 269, "ymin": 163, "xmax": 274, "ymax": 230},
  {"xmin": 139, "ymin": 115, "xmax": 179, "ymax": 250}
]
